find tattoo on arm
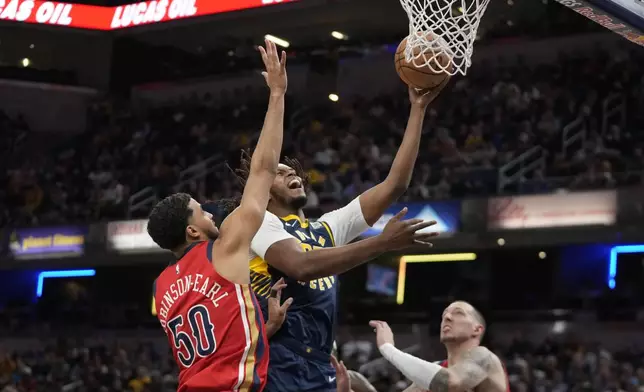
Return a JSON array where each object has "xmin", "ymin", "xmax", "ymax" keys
[{"xmin": 428, "ymin": 347, "xmax": 494, "ymax": 392}]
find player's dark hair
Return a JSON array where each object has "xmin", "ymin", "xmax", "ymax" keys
[
  {"xmin": 220, "ymin": 148, "xmax": 309, "ymax": 213},
  {"xmin": 229, "ymin": 148, "xmax": 309, "ymax": 188},
  {"xmin": 147, "ymin": 193, "xmax": 192, "ymax": 251}
]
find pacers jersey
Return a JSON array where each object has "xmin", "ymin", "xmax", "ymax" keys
[
  {"xmin": 155, "ymin": 241, "xmax": 269, "ymax": 392},
  {"xmin": 249, "ymin": 197, "xmax": 370, "ymax": 355}
]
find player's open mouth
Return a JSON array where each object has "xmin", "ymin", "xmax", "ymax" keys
[{"xmin": 287, "ymin": 179, "xmax": 303, "ymax": 189}]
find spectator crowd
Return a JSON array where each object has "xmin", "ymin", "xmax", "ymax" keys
[
  {"xmin": 2, "ymin": 328, "xmax": 644, "ymax": 392},
  {"xmin": 1, "ymin": 44, "xmax": 642, "ymax": 227}
]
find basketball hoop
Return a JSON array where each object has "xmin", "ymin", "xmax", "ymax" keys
[{"xmin": 399, "ymin": 0, "xmax": 491, "ymax": 75}]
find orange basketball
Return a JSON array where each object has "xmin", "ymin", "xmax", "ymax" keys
[{"xmin": 395, "ymin": 34, "xmax": 453, "ymax": 90}]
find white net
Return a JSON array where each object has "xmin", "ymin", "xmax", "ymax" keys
[{"xmin": 399, "ymin": 0, "xmax": 491, "ymax": 75}]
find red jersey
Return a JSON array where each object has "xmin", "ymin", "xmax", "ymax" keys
[
  {"xmin": 154, "ymin": 241, "xmax": 268, "ymax": 392},
  {"xmin": 438, "ymin": 359, "xmax": 510, "ymax": 392}
]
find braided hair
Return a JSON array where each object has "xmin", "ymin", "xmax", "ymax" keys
[{"xmin": 214, "ymin": 149, "xmax": 309, "ymax": 215}]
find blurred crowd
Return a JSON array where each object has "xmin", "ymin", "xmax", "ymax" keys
[
  {"xmin": 2, "ymin": 44, "xmax": 643, "ymax": 227},
  {"xmin": 340, "ymin": 333, "xmax": 644, "ymax": 392},
  {"xmin": 2, "ymin": 331, "xmax": 644, "ymax": 392}
]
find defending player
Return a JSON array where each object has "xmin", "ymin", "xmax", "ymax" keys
[
  {"xmin": 370, "ymin": 301, "xmax": 509, "ymax": 392},
  {"xmin": 228, "ymin": 80, "xmax": 450, "ymax": 392},
  {"xmin": 148, "ymin": 39, "xmax": 289, "ymax": 391}
]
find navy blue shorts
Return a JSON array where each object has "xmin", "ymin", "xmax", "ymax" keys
[{"xmin": 264, "ymin": 338, "xmax": 336, "ymax": 392}]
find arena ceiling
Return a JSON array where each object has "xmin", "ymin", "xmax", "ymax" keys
[{"xmin": 124, "ymin": 0, "xmax": 517, "ymax": 51}]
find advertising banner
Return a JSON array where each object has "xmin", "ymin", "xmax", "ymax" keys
[
  {"xmin": 361, "ymin": 201, "xmax": 461, "ymax": 237},
  {"xmin": 0, "ymin": 0, "xmax": 295, "ymax": 30},
  {"xmin": 9, "ymin": 226, "xmax": 86, "ymax": 258},
  {"xmin": 553, "ymin": 0, "xmax": 644, "ymax": 47},
  {"xmin": 488, "ymin": 190, "xmax": 617, "ymax": 230},
  {"xmin": 107, "ymin": 219, "xmax": 162, "ymax": 253}
]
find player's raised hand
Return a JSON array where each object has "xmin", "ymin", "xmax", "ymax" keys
[
  {"xmin": 369, "ymin": 320, "xmax": 395, "ymax": 348},
  {"xmin": 267, "ymin": 278, "xmax": 293, "ymax": 332},
  {"xmin": 378, "ymin": 207, "xmax": 438, "ymax": 249},
  {"xmin": 408, "ymin": 75, "xmax": 450, "ymax": 108},
  {"xmin": 258, "ymin": 38, "xmax": 287, "ymax": 95}
]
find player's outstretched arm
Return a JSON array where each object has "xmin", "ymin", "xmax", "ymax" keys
[
  {"xmin": 217, "ymin": 39, "xmax": 287, "ymax": 254},
  {"xmin": 261, "ymin": 208, "xmax": 438, "ymax": 281},
  {"xmin": 371, "ymin": 321, "xmax": 497, "ymax": 392},
  {"xmin": 359, "ymin": 80, "xmax": 449, "ymax": 225}
]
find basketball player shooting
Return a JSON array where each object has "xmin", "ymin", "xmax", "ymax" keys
[
  {"xmin": 225, "ymin": 80, "xmax": 450, "ymax": 392},
  {"xmin": 147, "ymin": 39, "xmax": 290, "ymax": 392},
  {"xmin": 371, "ymin": 301, "xmax": 509, "ymax": 392}
]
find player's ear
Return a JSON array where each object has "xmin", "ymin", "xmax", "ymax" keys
[
  {"xmin": 186, "ymin": 225, "xmax": 201, "ymax": 240},
  {"xmin": 474, "ymin": 324, "xmax": 484, "ymax": 337}
]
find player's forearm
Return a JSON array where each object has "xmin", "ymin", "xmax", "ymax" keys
[
  {"xmin": 379, "ymin": 343, "xmax": 449, "ymax": 391},
  {"xmin": 386, "ymin": 104, "xmax": 425, "ymax": 191},
  {"xmin": 298, "ymin": 236, "xmax": 388, "ymax": 280},
  {"xmin": 250, "ymin": 93, "xmax": 285, "ymax": 175}
]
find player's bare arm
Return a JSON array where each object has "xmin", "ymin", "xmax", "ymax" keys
[
  {"xmin": 214, "ymin": 39, "xmax": 287, "ymax": 281},
  {"xmin": 359, "ymin": 80, "xmax": 449, "ymax": 225},
  {"xmin": 264, "ymin": 208, "xmax": 438, "ymax": 281},
  {"xmin": 371, "ymin": 320, "xmax": 504, "ymax": 392},
  {"xmin": 427, "ymin": 347, "xmax": 496, "ymax": 392}
]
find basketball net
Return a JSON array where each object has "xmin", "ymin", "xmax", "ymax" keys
[{"xmin": 399, "ymin": 0, "xmax": 491, "ymax": 75}]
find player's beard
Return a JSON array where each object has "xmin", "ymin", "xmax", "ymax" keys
[{"xmin": 289, "ymin": 195, "xmax": 308, "ymax": 210}]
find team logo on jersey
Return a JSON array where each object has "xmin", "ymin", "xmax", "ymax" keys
[
  {"xmin": 310, "ymin": 221, "xmax": 323, "ymax": 230},
  {"xmin": 176, "ymin": 265, "xmax": 180, "ymax": 274}
]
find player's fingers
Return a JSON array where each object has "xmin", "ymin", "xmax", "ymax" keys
[
  {"xmin": 270, "ymin": 278, "xmax": 284, "ymax": 299},
  {"xmin": 402, "ymin": 218, "xmax": 424, "ymax": 227},
  {"xmin": 413, "ymin": 240, "xmax": 434, "ymax": 247},
  {"xmin": 281, "ymin": 297, "xmax": 294, "ymax": 310},
  {"xmin": 408, "ymin": 220, "xmax": 437, "ymax": 232},
  {"xmin": 369, "ymin": 320, "xmax": 383, "ymax": 329},
  {"xmin": 265, "ymin": 38, "xmax": 272, "ymax": 56},
  {"xmin": 280, "ymin": 50, "xmax": 287, "ymax": 69},
  {"xmin": 391, "ymin": 207, "xmax": 408, "ymax": 222},
  {"xmin": 330, "ymin": 354, "xmax": 340, "ymax": 368},
  {"xmin": 258, "ymin": 46, "xmax": 268, "ymax": 64},
  {"xmin": 414, "ymin": 231, "xmax": 439, "ymax": 239}
]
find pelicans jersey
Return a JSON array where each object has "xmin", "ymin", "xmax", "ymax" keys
[
  {"xmin": 154, "ymin": 241, "xmax": 268, "ymax": 392},
  {"xmin": 249, "ymin": 197, "xmax": 370, "ymax": 392}
]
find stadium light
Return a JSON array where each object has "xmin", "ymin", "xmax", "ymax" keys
[
  {"xmin": 21, "ymin": 58, "xmax": 30, "ymax": 67},
  {"xmin": 608, "ymin": 245, "xmax": 644, "ymax": 289},
  {"xmin": 264, "ymin": 34, "xmax": 290, "ymax": 48},
  {"xmin": 397, "ymin": 253, "xmax": 477, "ymax": 304},
  {"xmin": 328, "ymin": 93, "xmax": 339, "ymax": 102},
  {"xmin": 36, "ymin": 269, "xmax": 96, "ymax": 298},
  {"xmin": 331, "ymin": 31, "xmax": 348, "ymax": 40}
]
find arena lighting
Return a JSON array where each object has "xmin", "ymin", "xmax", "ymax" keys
[
  {"xmin": 396, "ymin": 253, "xmax": 477, "ymax": 305},
  {"xmin": 328, "ymin": 93, "xmax": 339, "ymax": 102},
  {"xmin": 36, "ymin": 269, "xmax": 96, "ymax": 298},
  {"xmin": 331, "ymin": 31, "xmax": 347, "ymax": 40},
  {"xmin": 264, "ymin": 34, "xmax": 290, "ymax": 48},
  {"xmin": 608, "ymin": 245, "xmax": 644, "ymax": 290}
]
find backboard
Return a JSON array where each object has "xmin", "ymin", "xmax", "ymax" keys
[{"xmin": 555, "ymin": 0, "xmax": 644, "ymax": 46}]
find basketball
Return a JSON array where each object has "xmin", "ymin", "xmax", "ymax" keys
[{"xmin": 395, "ymin": 34, "xmax": 453, "ymax": 90}]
